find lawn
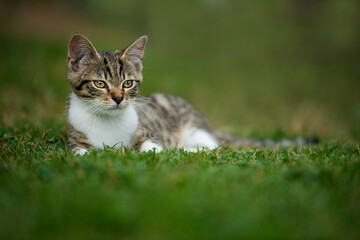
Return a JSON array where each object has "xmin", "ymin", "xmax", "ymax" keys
[
  {"xmin": 1, "ymin": 124, "xmax": 360, "ymax": 239},
  {"xmin": 1, "ymin": 1, "xmax": 360, "ymax": 239}
]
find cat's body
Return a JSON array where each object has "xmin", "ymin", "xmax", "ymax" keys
[
  {"xmin": 67, "ymin": 34, "xmax": 316, "ymax": 155},
  {"xmin": 68, "ymin": 92, "xmax": 221, "ymax": 154}
]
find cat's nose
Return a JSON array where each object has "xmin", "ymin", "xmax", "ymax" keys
[{"xmin": 112, "ymin": 96, "xmax": 123, "ymax": 105}]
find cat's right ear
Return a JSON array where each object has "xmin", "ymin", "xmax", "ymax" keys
[
  {"xmin": 68, "ymin": 34, "xmax": 99, "ymax": 72},
  {"xmin": 119, "ymin": 36, "xmax": 148, "ymax": 72}
]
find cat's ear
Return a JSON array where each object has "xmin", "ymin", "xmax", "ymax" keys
[
  {"xmin": 120, "ymin": 36, "xmax": 148, "ymax": 71},
  {"xmin": 68, "ymin": 34, "xmax": 99, "ymax": 72}
]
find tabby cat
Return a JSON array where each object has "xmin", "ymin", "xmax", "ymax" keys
[{"xmin": 67, "ymin": 34, "xmax": 316, "ymax": 155}]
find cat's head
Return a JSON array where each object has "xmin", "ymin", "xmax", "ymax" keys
[{"xmin": 67, "ymin": 34, "xmax": 147, "ymax": 114}]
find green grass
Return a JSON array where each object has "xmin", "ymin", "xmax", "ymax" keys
[
  {"xmin": 1, "ymin": 0, "xmax": 360, "ymax": 239},
  {"xmin": 1, "ymin": 124, "xmax": 360, "ymax": 239}
]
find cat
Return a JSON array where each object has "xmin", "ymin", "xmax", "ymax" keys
[{"xmin": 67, "ymin": 34, "xmax": 317, "ymax": 155}]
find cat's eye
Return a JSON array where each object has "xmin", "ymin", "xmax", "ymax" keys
[
  {"xmin": 94, "ymin": 80, "xmax": 107, "ymax": 88},
  {"xmin": 123, "ymin": 80, "xmax": 133, "ymax": 88}
]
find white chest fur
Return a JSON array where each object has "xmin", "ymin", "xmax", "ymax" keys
[{"xmin": 68, "ymin": 93, "xmax": 138, "ymax": 149}]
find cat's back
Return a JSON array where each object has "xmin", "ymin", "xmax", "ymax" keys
[
  {"xmin": 136, "ymin": 93, "xmax": 197, "ymax": 118},
  {"xmin": 135, "ymin": 93, "xmax": 212, "ymax": 132}
]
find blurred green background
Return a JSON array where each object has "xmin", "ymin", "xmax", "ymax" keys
[
  {"xmin": 1, "ymin": 1, "xmax": 360, "ymax": 239},
  {"xmin": 0, "ymin": 0, "xmax": 359, "ymax": 142}
]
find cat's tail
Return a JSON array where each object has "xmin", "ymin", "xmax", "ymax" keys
[{"xmin": 213, "ymin": 130, "xmax": 319, "ymax": 147}]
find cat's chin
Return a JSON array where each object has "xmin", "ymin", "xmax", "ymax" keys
[
  {"xmin": 103, "ymin": 105, "xmax": 128, "ymax": 115},
  {"xmin": 108, "ymin": 106, "xmax": 124, "ymax": 110}
]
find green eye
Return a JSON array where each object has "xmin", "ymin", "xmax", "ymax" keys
[
  {"xmin": 94, "ymin": 80, "xmax": 107, "ymax": 88},
  {"xmin": 123, "ymin": 80, "xmax": 133, "ymax": 88}
]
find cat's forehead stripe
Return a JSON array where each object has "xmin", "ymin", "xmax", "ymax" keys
[
  {"xmin": 118, "ymin": 59, "xmax": 124, "ymax": 79},
  {"xmin": 98, "ymin": 52, "xmax": 127, "ymax": 82},
  {"xmin": 102, "ymin": 56, "xmax": 112, "ymax": 80},
  {"xmin": 105, "ymin": 66, "xmax": 112, "ymax": 79}
]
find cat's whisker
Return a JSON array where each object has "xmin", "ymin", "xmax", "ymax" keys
[
  {"xmin": 85, "ymin": 104, "xmax": 101, "ymax": 116},
  {"xmin": 131, "ymin": 102, "xmax": 154, "ymax": 115},
  {"xmin": 132, "ymin": 97, "xmax": 154, "ymax": 106},
  {"xmin": 133, "ymin": 97, "xmax": 154, "ymax": 103}
]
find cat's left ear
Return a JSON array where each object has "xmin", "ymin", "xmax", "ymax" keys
[
  {"xmin": 119, "ymin": 36, "xmax": 148, "ymax": 71},
  {"xmin": 68, "ymin": 34, "xmax": 100, "ymax": 72}
]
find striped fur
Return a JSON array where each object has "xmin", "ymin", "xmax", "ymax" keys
[{"xmin": 67, "ymin": 34, "xmax": 318, "ymax": 155}]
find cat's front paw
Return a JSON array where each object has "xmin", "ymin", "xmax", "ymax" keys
[
  {"xmin": 140, "ymin": 141, "xmax": 163, "ymax": 153},
  {"xmin": 74, "ymin": 148, "xmax": 88, "ymax": 156}
]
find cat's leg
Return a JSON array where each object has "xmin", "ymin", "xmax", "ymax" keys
[
  {"xmin": 182, "ymin": 147, "xmax": 199, "ymax": 152},
  {"xmin": 140, "ymin": 140, "xmax": 164, "ymax": 153},
  {"xmin": 180, "ymin": 127, "xmax": 218, "ymax": 151},
  {"xmin": 73, "ymin": 148, "xmax": 88, "ymax": 156},
  {"xmin": 68, "ymin": 124, "xmax": 92, "ymax": 156}
]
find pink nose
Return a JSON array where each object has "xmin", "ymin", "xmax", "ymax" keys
[{"xmin": 112, "ymin": 96, "xmax": 123, "ymax": 105}]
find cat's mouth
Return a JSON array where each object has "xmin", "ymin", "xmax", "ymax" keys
[
  {"xmin": 108, "ymin": 105, "xmax": 123, "ymax": 110},
  {"xmin": 108, "ymin": 105, "xmax": 123, "ymax": 111}
]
